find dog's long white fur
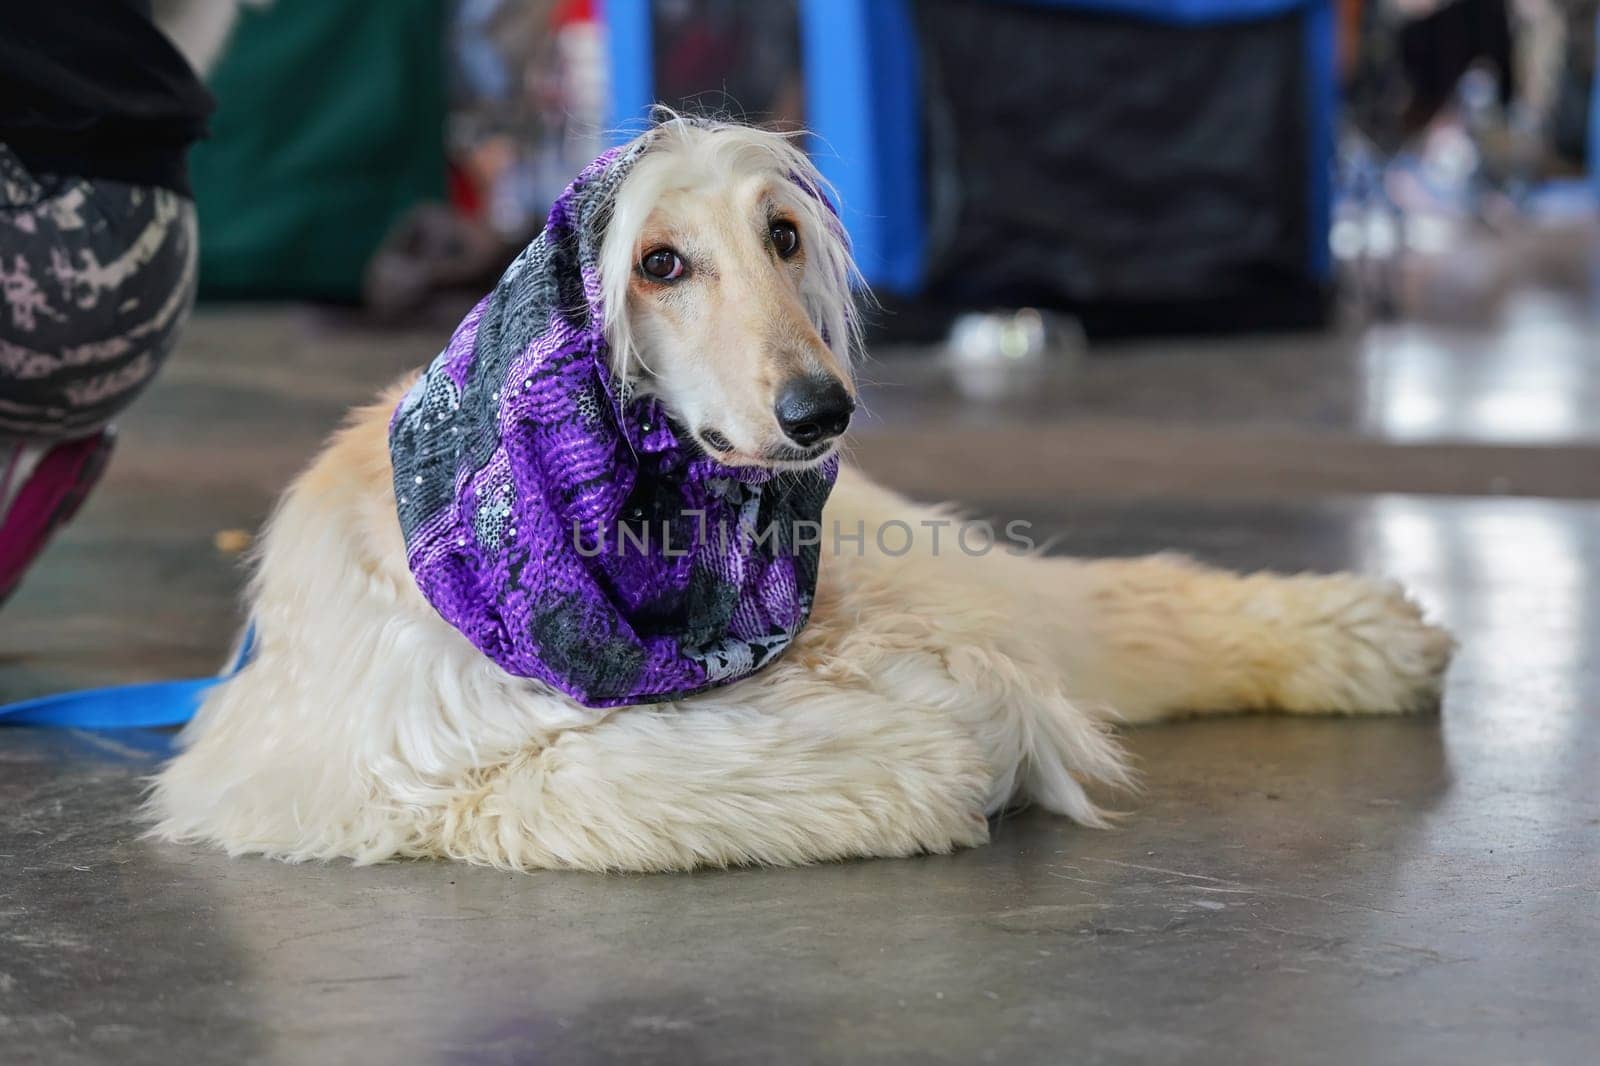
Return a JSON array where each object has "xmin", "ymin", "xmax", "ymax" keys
[{"xmin": 147, "ymin": 123, "xmax": 1453, "ymax": 871}]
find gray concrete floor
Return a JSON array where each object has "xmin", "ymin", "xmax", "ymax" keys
[{"xmin": 3, "ymin": 231, "xmax": 1600, "ymax": 1064}]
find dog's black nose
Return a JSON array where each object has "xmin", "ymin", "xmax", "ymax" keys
[{"xmin": 775, "ymin": 377, "xmax": 854, "ymax": 447}]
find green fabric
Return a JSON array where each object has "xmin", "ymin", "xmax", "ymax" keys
[{"xmin": 191, "ymin": 0, "xmax": 446, "ymax": 300}]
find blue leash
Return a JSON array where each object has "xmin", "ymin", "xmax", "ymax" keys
[{"xmin": 0, "ymin": 625, "xmax": 256, "ymax": 729}]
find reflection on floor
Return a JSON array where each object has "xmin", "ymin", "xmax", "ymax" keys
[{"xmin": 3, "ymin": 232, "xmax": 1598, "ymax": 1064}]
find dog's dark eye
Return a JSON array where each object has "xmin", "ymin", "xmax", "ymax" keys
[
  {"xmin": 770, "ymin": 221, "xmax": 800, "ymax": 259},
  {"xmin": 640, "ymin": 248, "xmax": 685, "ymax": 281}
]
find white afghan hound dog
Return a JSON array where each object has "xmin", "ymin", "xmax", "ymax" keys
[{"xmin": 148, "ymin": 120, "xmax": 1454, "ymax": 871}]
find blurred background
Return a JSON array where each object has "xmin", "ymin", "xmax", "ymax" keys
[{"xmin": 190, "ymin": 0, "xmax": 1600, "ymax": 336}]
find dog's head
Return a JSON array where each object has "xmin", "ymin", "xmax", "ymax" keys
[{"xmin": 599, "ymin": 118, "xmax": 861, "ymax": 472}]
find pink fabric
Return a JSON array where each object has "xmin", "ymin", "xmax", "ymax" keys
[{"xmin": 0, "ymin": 432, "xmax": 112, "ymax": 603}]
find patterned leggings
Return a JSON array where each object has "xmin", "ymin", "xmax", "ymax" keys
[{"xmin": 0, "ymin": 143, "xmax": 197, "ymax": 441}]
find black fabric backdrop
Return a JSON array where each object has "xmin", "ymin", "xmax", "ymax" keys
[{"xmin": 906, "ymin": 1, "xmax": 1326, "ymax": 336}]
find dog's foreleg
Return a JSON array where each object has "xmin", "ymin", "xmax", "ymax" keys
[
  {"xmin": 431, "ymin": 681, "xmax": 995, "ymax": 872},
  {"xmin": 1024, "ymin": 553, "xmax": 1454, "ymax": 724}
]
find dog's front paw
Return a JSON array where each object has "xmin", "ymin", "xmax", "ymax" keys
[{"xmin": 1274, "ymin": 575, "xmax": 1455, "ymax": 715}]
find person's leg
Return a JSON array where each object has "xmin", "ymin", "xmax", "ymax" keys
[{"xmin": 0, "ymin": 144, "xmax": 198, "ymax": 601}]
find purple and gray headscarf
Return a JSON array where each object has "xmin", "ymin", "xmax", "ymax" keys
[{"xmin": 389, "ymin": 133, "xmax": 837, "ymax": 708}]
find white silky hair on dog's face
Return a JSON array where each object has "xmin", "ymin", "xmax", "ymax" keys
[{"xmin": 598, "ymin": 120, "xmax": 862, "ymax": 470}]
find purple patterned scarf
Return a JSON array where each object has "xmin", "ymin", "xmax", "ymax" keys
[{"xmin": 389, "ymin": 140, "xmax": 837, "ymax": 707}]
